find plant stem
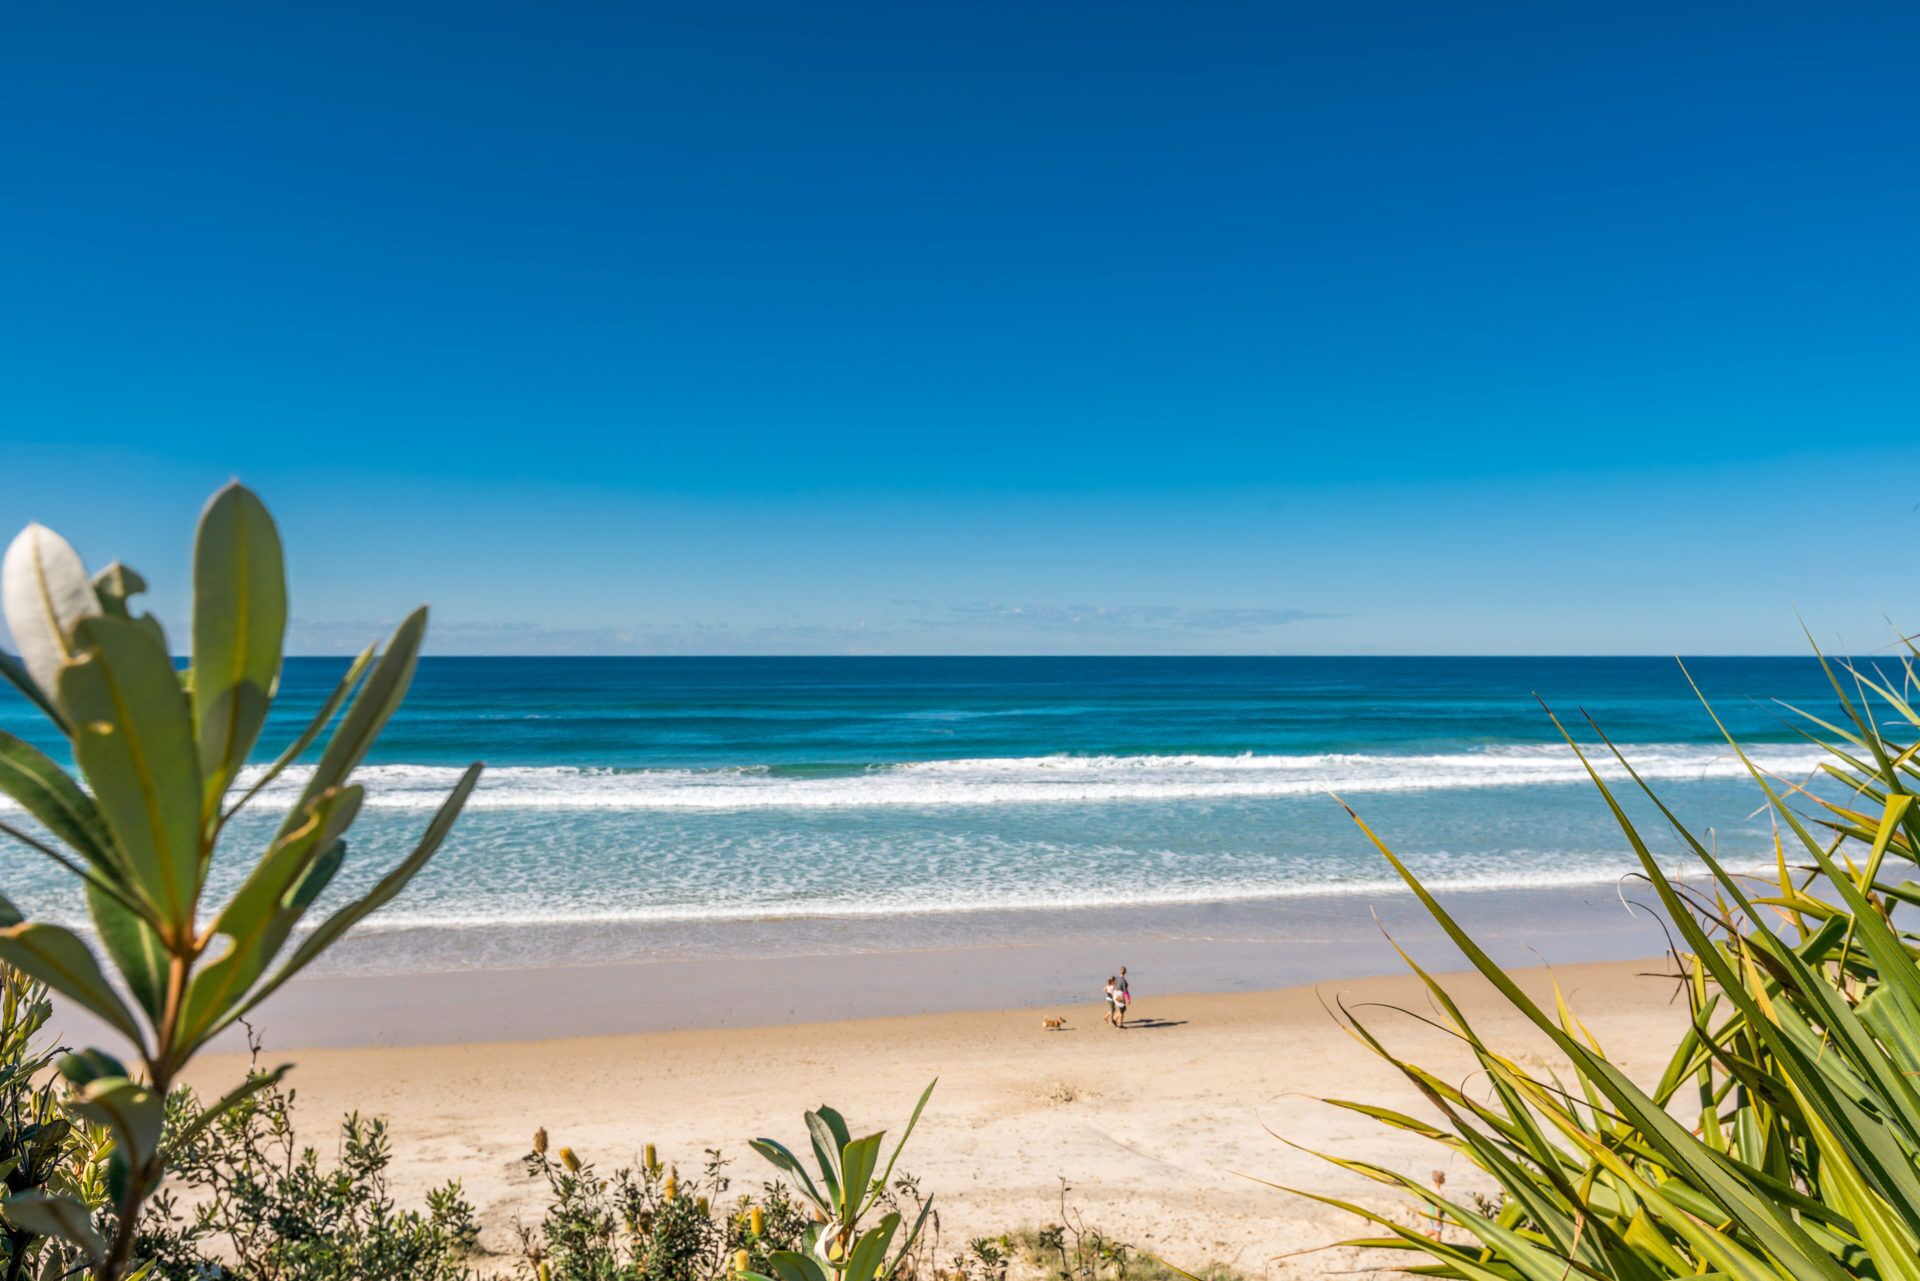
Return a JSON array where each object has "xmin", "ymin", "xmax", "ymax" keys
[{"xmin": 4, "ymin": 1228, "xmax": 30, "ymax": 1281}]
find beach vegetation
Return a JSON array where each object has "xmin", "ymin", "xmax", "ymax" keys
[
  {"xmin": 0, "ymin": 966, "xmax": 117, "ymax": 1281},
  {"xmin": 1295, "ymin": 639, "xmax": 1920, "ymax": 1281},
  {"xmin": 137, "ymin": 1036, "xmax": 479, "ymax": 1280},
  {"xmin": 0, "ymin": 485, "xmax": 482, "ymax": 1278},
  {"xmin": 742, "ymin": 1083, "xmax": 937, "ymax": 1281},
  {"xmin": 516, "ymin": 1135, "xmax": 812, "ymax": 1281}
]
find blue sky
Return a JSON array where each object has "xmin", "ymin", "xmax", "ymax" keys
[{"xmin": 5, "ymin": 3, "xmax": 1917, "ymax": 655}]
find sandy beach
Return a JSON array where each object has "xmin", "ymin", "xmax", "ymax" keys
[{"xmin": 176, "ymin": 955, "xmax": 1686, "ymax": 1278}]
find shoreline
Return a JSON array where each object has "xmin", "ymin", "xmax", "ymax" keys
[
  {"xmin": 173, "ymin": 956, "xmax": 1686, "ymax": 1278},
  {"xmin": 45, "ymin": 880, "xmax": 1678, "ymax": 1051}
]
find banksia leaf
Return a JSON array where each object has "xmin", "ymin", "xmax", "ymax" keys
[
  {"xmin": 1, "ymin": 523, "xmax": 98, "ymax": 710},
  {"xmin": 2, "ymin": 1190, "xmax": 106, "ymax": 1265},
  {"xmin": 191, "ymin": 483, "xmax": 287, "ymax": 820},
  {"xmin": 58, "ymin": 616, "xmax": 203, "ymax": 935}
]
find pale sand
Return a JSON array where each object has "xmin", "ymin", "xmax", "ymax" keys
[{"xmin": 176, "ymin": 956, "xmax": 1685, "ymax": 1278}]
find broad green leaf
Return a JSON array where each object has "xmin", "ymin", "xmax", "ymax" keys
[
  {"xmin": 843, "ymin": 1214, "xmax": 899, "ymax": 1281},
  {"xmin": 0, "ymin": 923, "xmax": 143, "ymax": 1047},
  {"xmin": 1, "ymin": 1190, "xmax": 106, "ymax": 1265},
  {"xmin": 88, "ymin": 882, "xmax": 168, "ymax": 1023},
  {"xmin": 70, "ymin": 1076, "xmax": 165, "ymax": 1165},
  {"xmin": 765, "ymin": 1251, "xmax": 829, "ymax": 1281},
  {"xmin": 750, "ymin": 1138, "xmax": 827, "ymax": 1209},
  {"xmin": 1, "ymin": 523, "xmax": 98, "ymax": 706},
  {"xmin": 58, "ymin": 615, "xmax": 203, "ymax": 933},
  {"xmin": 90, "ymin": 562, "xmax": 146, "ymax": 616},
  {"xmin": 57, "ymin": 1047, "xmax": 129, "ymax": 1087},
  {"xmin": 806, "ymin": 1110, "xmax": 844, "ymax": 1209},
  {"xmin": 191, "ymin": 483, "xmax": 287, "ymax": 818},
  {"xmin": 92, "ymin": 561, "xmax": 166, "ymax": 653},
  {"xmin": 0, "ymin": 728, "xmax": 120, "ymax": 876},
  {"xmin": 838, "ymin": 1132, "xmax": 883, "ymax": 1218}
]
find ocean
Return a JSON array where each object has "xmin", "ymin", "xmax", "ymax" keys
[{"xmin": 0, "ymin": 656, "xmax": 1849, "ymax": 975}]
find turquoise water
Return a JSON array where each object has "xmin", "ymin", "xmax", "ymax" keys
[{"xmin": 0, "ymin": 656, "xmax": 1852, "ymax": 971}]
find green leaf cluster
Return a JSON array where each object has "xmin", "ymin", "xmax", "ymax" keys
[
  {"xmin": 746, "ymin": 1083, "xmax": 937, "ymax": 1281},
  {"xmin": 1295, "ymin": 633, "xmax": 1920, "ymax": 1281},
  {"xmin": 0, "ymin": 484, "xmax": 482, "ymax": 1279}
]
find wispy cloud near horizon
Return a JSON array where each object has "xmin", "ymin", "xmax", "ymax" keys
[
  {"xmin": 285, "ymin": 600, "xmax": 1337, "ymax": 656},
  {"xmin": 938, "ymin": 602, "xmax": 1334, "ymax": 633}
]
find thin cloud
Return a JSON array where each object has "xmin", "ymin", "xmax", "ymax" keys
[{"xmin": 939, "ymin": 603, "xmax": 1334, "ymax": 633}]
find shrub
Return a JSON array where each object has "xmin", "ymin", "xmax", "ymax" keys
[
  {"xmin": 516, "ymin": 1138, "xmax": 810, "ymax": 1281},
  {"xmin": 0, "ymin": 485, "xmax": 482, "ymax": 1278},
  {"xmin": 1295, "ymin": 642, "xmax": 1920, "ymax": 1281},
  {"xmin": 744, "ymin": 1084, "xmax": 937, "ymax": 1281},
  {"xmin": 135, "ymin": 1037, "xmax": 479, "ymax": 1280},
  {"xmin": 0, "ymin": 966, "xmax": 114, "ymax": 1281}
]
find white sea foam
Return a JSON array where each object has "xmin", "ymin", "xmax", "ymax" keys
[{"xmin": 174, "ymin": 742, "xmax": 1828, "ymax": 812}]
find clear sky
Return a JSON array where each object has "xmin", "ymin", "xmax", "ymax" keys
[{"xmin": 5, "ymin": 4, "xmax": 1917, "ymax": 655}]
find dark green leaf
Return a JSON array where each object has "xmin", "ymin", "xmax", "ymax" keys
[
  {"xmin": 57, "ymin": 615, "xmax": 203, "ymax": 933},
  {"xmin": 191, "ymin": 482, "xmax": 287, "ymax": 818},
  {"xmin": 0, "ymin": 923, "xmax": 144, "ymax": 1047}
]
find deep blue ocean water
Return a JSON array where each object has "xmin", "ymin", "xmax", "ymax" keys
[{"xmin": 0, "ymin": 656, "xmax": 1862, "ymax": 970}]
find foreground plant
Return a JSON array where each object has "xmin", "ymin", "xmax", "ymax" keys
[
  {"xmin": 745, "ymin": 1083, "xmax": 937, "ymax": 1281},
  {"xmin": 0, "ymin": 484, "xmax": 482, "ymax": 1279},
  {"xmin": 1290, "ymin": 640, "xmax": 1920, "ymax": 1281}
]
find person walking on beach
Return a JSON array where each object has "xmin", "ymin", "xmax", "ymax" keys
[
  {"xmin": 1114, "ymin": 966, "xmax": 1131, "ymax": 1029},
  {"xmin": 1103, "ymin": 976, "xmax": 1119, "ymax": 1026}
]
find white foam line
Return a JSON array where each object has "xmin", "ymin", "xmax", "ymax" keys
[
  {"xmin": 309, "ymin": 858, "xmax": 1780, "ymax": 931},
  {"xmin": 0, "ymin": 745, "xmax": 1827, "ymax": 815}
]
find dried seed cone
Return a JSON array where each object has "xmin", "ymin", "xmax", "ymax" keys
[{"xmin": 532, "ymin": 1127, "xmax": 548, "ymax": 1156}]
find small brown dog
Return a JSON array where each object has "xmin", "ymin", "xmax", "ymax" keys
[{"xmin": 1041, "ymin": 1016, "xmax": 1067, "ymax": 1031}]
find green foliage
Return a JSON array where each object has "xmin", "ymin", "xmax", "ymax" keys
[
  {"xmin": 517, "ymin": 1139, "xmax": 811, "ymax": 1281},
  {"xmin": 744, "ymin": 1083, "xmax": 937, "ymax": 1281},
  {"xmin": 0, "ymin": 967, "xmax": 115, "ymax": 1281},
  {"xmin": 136, "ymin": 1048, "xmax": 479, "ymax": 1281},
  {"xmin": 0, "ymin": 485, "xmax": 483, "ymax": 1278},
  {"xmin": 1298, "ymin": 636, "xmax": 1920, "ymax": 1281}
]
